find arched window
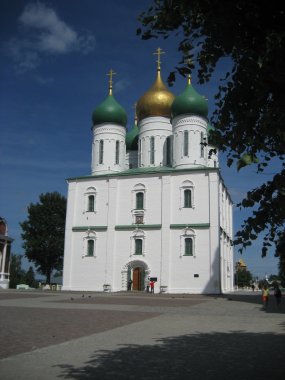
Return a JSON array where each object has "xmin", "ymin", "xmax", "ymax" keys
[
  {"xmin": 87, "ymin": 240, "xmax": 95, "ymax": 256},
  {"xmin": 88, "ymin": 195, "xmax": 95, "ymax": 212},
  {"xmin": 184, "ymin": 130, "xmax": 189, "ymax": 156},
  {"xmin": 83, "ymin": 231, "xmax": 97, "ymax": 258},
  {"xmin": 180, "ymin": 180, "xmax": 195, "ymax": 209},
  {"xmin": 135, "ymin": 239, "xmax": 143, "ymax": 255},
  {"xmin": 85, "ymin": 187, "xmax": 97, "ymax": 213},
  {"xmin": 184, "ymin": 238, "xmax": 193, "ymax": 256},
  {"xmin": 131, "ymin": 229, "xmax": 146, "ymax": 256},
  {"xmin": 180, "ymin": 228, "xmax": 196, "ymax": 257},
  {"xmin": 99, "ymin": 140, "xmax": 104, "ymax": 164},
  {"xmin": 150, "ymin": 136, "xmax": 155, "ymax": 164},
  {"xmin": 115, "ymin": 140, "xmax": 120, "ymax": 164},
  {"xmin": 184, "ymin": 189, "xmax": 192, "ymax": 208},
  {"xmin": 136, "ymin": 192, "xmax": 144, "ymax": 210}
]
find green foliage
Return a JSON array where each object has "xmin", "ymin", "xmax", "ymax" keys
[
  {"xmin": 138, "ymin": 0, "xmax": 285, "ymax": 257},
  {"xmin": 235, "ymin": 270, "xmax": 253, "ymax": 288},
  {"xmin": 9, "ymin": 254, "xmax": 26, "ymax": 288},
  {"xmin": 20, "ymin": 192, "xmax": 66, "ymax": 283},
  {"xmin": 25, "ymin": 266, "xmax": 38, "ymax": 288},
  {"xmin": 276, "ymin": 233, "xmax": 285, "ymax": 287}
]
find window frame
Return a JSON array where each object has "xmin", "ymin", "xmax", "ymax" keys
[
  {"xmin": 136, "ymin": 192, "xmax": 144, "ymax": 210},
  {"xmin": 99, "ymin": 140, "xmax": 104, "ymax": 164},
  {"xmin": 87, "ymin": 239, "xmax": 95, "ymax": 256},
  {"xmin": 184, "ymin": 189, "xmax": 192, "ymax": 208},
  {"xmin": 166, "ymin": 136, "xmax": 172, "ymax": 166},
  {"xmin": 180, "ymin": 228, "xmax": 196, "ymax": 258},
  {"xmin": 180, "ymin": 180, "xmax": 195, "ymax": 209},
  {"xmin": 88, "ymin": 195, "xmax": 95, "ymax": 212},
  {"xmin": 134, "ymin": 238, "xmax": 143, "ymax": 255},
  {"xmin": 150, "ymin": 136, "xmax": 155, "ymax": 165},
  {"xmin": 184, "ymin": 237, "xmax": 193, "ymax": 256},
  {"xmin": 200, "ymin": 132, "xmax": 206, "ymax": 158},
  {"xmin": 84, "ymin": 187, "xmax": 97, "ymax": 213},
  {"xmin": 83, "ymin": 231, "xmax": 97, "ymax": 258},
  {"xmin": 183, "ymin": 130, "xmax": 189, "ymax": 156},
  {"xmin": 115, "ymin": 140, "xmax": 120, "ymax": 165},
  {"xmin": 131, "ymin": 229, "xmax": 146, "ymax": 257}
]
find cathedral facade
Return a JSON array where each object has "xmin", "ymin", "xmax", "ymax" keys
[{"xmin": 62, "ymin": 52, "xmax": 233, "ymax": 294}]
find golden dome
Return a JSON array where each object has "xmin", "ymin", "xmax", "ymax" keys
[{"xmin": 136, "ymin": 69, "xmax": 175, "ymax": 122}]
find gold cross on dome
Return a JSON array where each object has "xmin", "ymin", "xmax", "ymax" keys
[
  {"xmin": 107, "ymin": 69, "xmax": 116, "ymax": 95},
  {"xmin": 133, "ymin": 102, "xmax": 138, "ymax": 123},
  {"xmin": 187, "ymin": 74, "xmax": 191, "ymax": 85},
  {"xmin": 153, "ymin": 47, "xmax": 165, "ymax": 70}
]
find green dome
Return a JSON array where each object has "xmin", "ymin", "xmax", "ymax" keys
[
  {"xmin": 92, "ymin": 94, "xmax": 127, "ymax": 127},
  {"xmin": 171, "ymin": 79, "xmax": 208, "ymax": 118},
  {"xmin": 126, "ymin": 123, "xmax": 139, "ymax": 151}
]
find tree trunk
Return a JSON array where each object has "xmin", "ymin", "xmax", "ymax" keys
[{"xmin": 46, "ymin": 271, "xmax": 51, "ymax": 284}]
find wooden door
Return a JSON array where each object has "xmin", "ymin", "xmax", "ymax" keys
[{"xmin": 133, "ymin": 267, "xmax": 142, "ymax": 290}]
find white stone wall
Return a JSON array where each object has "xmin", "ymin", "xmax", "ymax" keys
[
  {"xmin": 91, "ymin": 123, "xmax": 126, "ymax": 175},
  {"xmin": 62, "ymin": 168, "xmax": 231, "ymax": 293},
  {"xmin": 172, "ymin": 115, "xmax": 208, "ymax": 169},
  {"xmin": 138, "ymin": 116, "xmax": 172, "ymax": 167}
]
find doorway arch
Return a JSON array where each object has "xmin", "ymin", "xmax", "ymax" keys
[{"xmin": 121, "ymin": 259, "xmax": 150, "ymax": 291}]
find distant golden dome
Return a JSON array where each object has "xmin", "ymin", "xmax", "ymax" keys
[{"xmin": 136, "ymin": 69, "xmax": 175, "ymax": 122}]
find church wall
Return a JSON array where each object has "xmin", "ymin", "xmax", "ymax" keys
[
  {"xmin": 71, "ymin": 178, "xmax": 109, "ymax": 227},
  {"xmin": 111, "ymin": 229, "xmax": 162, "ymax": 291},
  {"xmin": 115, "ymin": 175, "xmax": 162, "ymax": 226},
  {"xmin": 63, "ymin": 168, "xmax": 232, "ymax": 293},
  {"xmin": 170, "ymin": 172, "xmax": 210, "ymax": 225},
  {"xmin": 168, "ymin": 228, "xmax": 219, "ymax": 293},
  {"xmin": 63, "ymin": 231, "xmax": 107, "ymax": 291}
]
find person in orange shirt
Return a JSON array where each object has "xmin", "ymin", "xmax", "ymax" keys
[{"xmin": 262, "ymin": 285, "xmax": 269, "ymax": 309}]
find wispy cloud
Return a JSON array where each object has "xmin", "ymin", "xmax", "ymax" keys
[
  {"xmin": 6, "ymin": 2, "xmax": 95, "ymax": 73},
  {"xmin": 114, "ymin": 79, "xmax": 131, "ymax": 93},
  {"xmin": 34, "ymin": 74, "xmax": 54, "ymax": 85}
]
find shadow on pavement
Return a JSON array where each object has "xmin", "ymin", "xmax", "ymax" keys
[
  {"xmin": 56, "ymin": 332, "xmax": 285, "ymax": 380},
  {"xmin": 222, "ymin": 293, "xmax": 285, "ymax": 314}
]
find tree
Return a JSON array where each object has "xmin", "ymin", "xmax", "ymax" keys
[
  {"xmin": 276, "ymin": 233, "xmax": 285, "ymax": 287},
  {"xmin": 235, "ymin": 269, "xmax": 253, "ymax": 288},
  {"xmin": 9, "ymin": 254, "xmax": 26, "ymax": 288},
  {"xmin": 25, "ymin": 266, "xmax": 38, "ymax": 288},
  {"xmin": 20, "ymin": 192, "xmax": 66, "ymax": 283},
  {"xmin": 137, "ymin": 1, "xmax": 285, "ymax": 258}
]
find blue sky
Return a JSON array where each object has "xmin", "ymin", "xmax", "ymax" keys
[{"xmin": 0, "ymin": 0, "xmax": 279, "ymax": 278}]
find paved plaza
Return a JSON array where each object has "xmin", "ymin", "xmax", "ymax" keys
[{"xmin": 0, "ymin": 289, "xmax": 284, "ymax": 379}]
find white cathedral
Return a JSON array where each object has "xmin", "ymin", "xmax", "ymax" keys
[{"xmin": 62, "ymin": 50, "xmax": 234, "ymax": 294}]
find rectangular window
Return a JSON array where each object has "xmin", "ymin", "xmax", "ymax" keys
[
  {"xmin": 184, "ymin": 190, "xmax": 192, "ymax": 208},
  {"xmin": 200, "ymin": 132, "xmax": 205, "ymax": 157},
  {"xmin": 99, "ymin": 140, "xmax": 104, "ymax": 164},
  {"xmin": 88, "ymin": 195, "xmax": 95, "ymax": 212},
  {"xmin": 87, "ymin": 240, "xmax": 94, "ymax": 256},
  {"xmin": 138, "ymin": 139, "xmax": 142, "ymax": 166},
  {"xmin": 184, "ymin": 131, "xmax": 189, "ymax": 156},
  {"xmin": 150, "ymin": 137, "xmax": 155, "ymax": 164},
  {"xmin": 136, "ymin": 192, "xmax": 144, "ymax": 210},
  {"xmin": 184, "ymin": 238, "xmax": 193, "ymax": 256},
  {"xmin": 115, "ymin": 140, "xmax": 120, "ymax": 164},
  {"xmin": 166, "ymin": 136, "xmax": 171, "ymax": 166},
  {"xmin": 135, "ymin": 239, "xmax": 143, "ymax": 255}
]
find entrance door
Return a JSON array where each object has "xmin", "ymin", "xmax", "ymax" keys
[{"xmin": 133, "ymin": 267, "xmax": 142, "ymax": 290}]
